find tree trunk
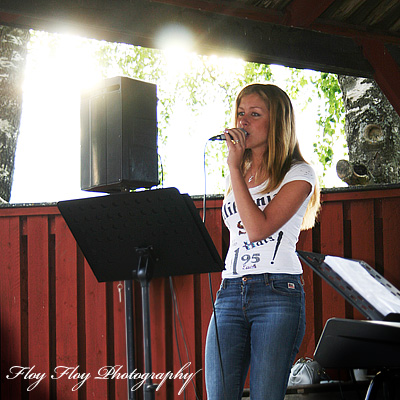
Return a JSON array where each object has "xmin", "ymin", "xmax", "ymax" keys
[
  {"xmin": 337, "ymin": 75, "xmax": 400, "ymax": 185},
  {"xmin": 0, "ymin": 25, "xmax": 30, "ymax": 202}
]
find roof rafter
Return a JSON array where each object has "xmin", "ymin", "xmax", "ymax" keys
[
  {"xmin": 284, "ymin": 0, "xmax": 335, "ymax": 27},
  {"xmin": 359, "ymin": 37, "xmax": 400, "ymax": 116}
]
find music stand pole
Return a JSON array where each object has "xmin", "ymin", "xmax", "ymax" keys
[{"xmin": 135, "ymin": 246, "xmax": 156, "ymax": 400}]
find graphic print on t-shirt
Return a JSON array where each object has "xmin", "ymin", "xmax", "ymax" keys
[
  {"xmin": 223, "ymin": 194, "xmax": 284, "ymax": 274},
  {"xmin": 222, "ymin": 162, "xmax": 316, "ymax": 278},
  {"xmin": 230, "ymin": 230, "xmax": 284, "ymax": 274},
  {"xmin": 237, "ymin": 221, "xmax": 246, "ymax": 235},
  {"xmin": 271, "ymin": 231, "xmax": 283, "ymax": 264}
]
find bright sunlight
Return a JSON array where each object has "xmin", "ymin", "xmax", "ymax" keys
[{"xmin": 10, "ymin": 31, "xmax": 346, "ymax": 204}]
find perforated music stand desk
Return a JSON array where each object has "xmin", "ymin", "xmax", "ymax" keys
[
  {"xmin": 297, "ymin": 251, "xmax": 400, "ymax": 399},
  {"xmin": 58, "ymin": 187, "xmax": 224, "ymax": 400},
  {"xmin": 58, "ymin": 187, "xmax": 223, "ymax": 282}
]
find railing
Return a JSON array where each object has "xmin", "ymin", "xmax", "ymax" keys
[{"xmin": 1, "ymin": 185, "xmax": 400, "ymax": 400}]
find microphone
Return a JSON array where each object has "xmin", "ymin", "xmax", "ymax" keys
[
  {"xmin": 209, "ymin": 133, "xmax": 229, "ymax": 141},
  {"xmin": 208, "ymin": 129, "xmax": 248, "ymax": 141}
]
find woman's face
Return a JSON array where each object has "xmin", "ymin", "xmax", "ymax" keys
[{"xmin": 237, "ymin": 92, "xmax": 270, "ymax": 153}]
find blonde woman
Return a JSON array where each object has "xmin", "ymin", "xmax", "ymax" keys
[{"xmin": 205, "ymin": 84, "xmax": 320, "ymax": 400}]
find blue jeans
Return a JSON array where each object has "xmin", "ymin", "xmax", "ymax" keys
[{"xmin": 205, "ymin": 273, "xmax": 305, "ymax": 400}]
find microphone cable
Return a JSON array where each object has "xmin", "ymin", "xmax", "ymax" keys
[{"xmin": 203, "ymin": 138, "xmax": 228, "ymax": 400}]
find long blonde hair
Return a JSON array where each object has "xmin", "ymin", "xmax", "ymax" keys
[{"xmin": 231, "ymin": 83, "xmax": 320, "ymax": 230}]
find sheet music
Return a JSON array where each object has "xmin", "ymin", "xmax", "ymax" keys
[{"xmin": 324, "ymin": 256, "xmax": 400, "ymax": 316}]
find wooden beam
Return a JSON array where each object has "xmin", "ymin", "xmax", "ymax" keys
[
  {"xmin": 0, "ymin": 1, "xmax": 375, "ymax": 78},
  {"xmin": 359, "ymin": 38, "xmax": 400, "ymax": 116},
  {"xmin": 284, "ymin": 0, "xmax": 335, "ymax": 27},
  {"xmin": 0, "ymin": 12, "xmax": 20, "ymax": 23},
  {"xmin": 311, "ymin": 19, "xmax": 400, "ymax": 46}
]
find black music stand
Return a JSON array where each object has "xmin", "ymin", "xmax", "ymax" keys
[
  {"xmin": 297, "ymin": 251, "xmax": 400, "ymax": 400},
  {"xmin": 58, "ymin": 187, "xmax": 224, "ymax": 400}
]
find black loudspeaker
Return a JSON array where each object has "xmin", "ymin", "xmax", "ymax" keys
[{"xmin": 80, "ymin": 76, "xmax": 158, "ymax": 193}]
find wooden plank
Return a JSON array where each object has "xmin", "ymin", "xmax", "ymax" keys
[
  {"xmin": 152, "ymin": 0, "xmax": 283, "ymax": 25},
  {"xmin": 319, "ymin": 202, "xmax": 347, "ymax": 324},
  {"xmin": 0, "ymin": 0, "xmax": 376, "ymax": 78},
  {"xmin": 360, "ymin": 38, "xmax": 400, "ymax": 117},
  {"xmin": 285, "ymin": 0, "xmax": 335, "ymax": 27},
  {"xmin": 203, "ymin": 202, "xmax": 224, "ymax": 256},
  {"xmin": 200, "ymin": 271, "xmax": 221, "ymax": 400},
  {"xmin": 349, "ymin": 199, "xmax": 376, "ymax": 264},
  {"xmin": 112, "ymin": 280, "xmax": 128, "ymax": 400},
  {"xmin": 27, "ymin": 216, "xmax": 51, "ymax": 399},
  {"xmin": 193, "ymin": 274, "xmax": 204, "ymax": 398},
  {"xmin": 54, "ymin": 215, "xmax": 79, "ymax": 398},
  {"xmin": 318, "ymin": 202, "xmax": 349, "ymax": 381},
  {"xmin": 153, "ymin": 0, "xmax": 400, "ymax": 46},
  {"xmin": 84, "ymin": 260, "xmax": 108, "ymax": 399},
  {"xmin": 194, "ymin": 199, "xmax": 224, "ymax": 398},
  {"xmin": 0, "ymin": 190, "xmax": 399, "ymax": 399},
  {"xmin": 297, "ymin": 228, "xmax": 315, "ymax": 358},
  {"xmin": 349, "ymin": 200, "xmax": 375, "ymax": 320},
  {"xmin": 0, "ymin": 205, "xmax": 60, "ymax": 217},
  {"xmin": 169, "ymin": 275, "xmax": 199, "ymax": 399},
  {"xmin": 321, "ymin": 187, "xmax": 400, "ymax": 202},
  {"xmin": 381, "ymin": 197, "xmax": 400, "ymax": 290},
  {"xmin": 0, "ymin": 217, "xmax": 22, "ymax": 399},
  {"xmin": 149, "ymin": 277, "xmax": 169, "ymax": 400}
]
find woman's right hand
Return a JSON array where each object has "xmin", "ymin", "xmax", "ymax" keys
[{"xmin": 224, "ymin": 128, "xmax": 246, "ymax": 171}]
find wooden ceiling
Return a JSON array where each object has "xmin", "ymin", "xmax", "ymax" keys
[
  {"xmin": 157, "ymin": 0, "xmax": 400, "ymax": 44},
  {"xmin": 1, "ymin": 0, "xmax": 400, "ymax": 112}
]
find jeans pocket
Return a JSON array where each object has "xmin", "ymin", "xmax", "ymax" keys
[
  {"xmin": 214, "ymin": 282, "xmax": 226, "ymax": 300},
  {"xmin": 271, "ymin": 278, "xmax": 302, "ymax": 297}
]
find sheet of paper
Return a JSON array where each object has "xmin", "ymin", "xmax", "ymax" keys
[{"xmin": 324, "ymin": 255, "xmax": 400, "ymax": 316}]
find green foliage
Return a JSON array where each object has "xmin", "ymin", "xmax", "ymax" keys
[
  {"xmin": 285, "ymin": 68, "xmax": 309, "ymax": 101},
  {"xmin": 91, "ymin": 40, "xmax": 345, "ymax": 188},
  {"xmin": 94, "ymin": 43, "xmax": 171, "ymax": 145},
  {"xmin": 93, "ymin": 41, "xmax": 277, "ymax": 188},
  {"xmin": 310, "ymin": 72, "xmax": 345, "ymax": 179},
  {"xmin": 24, "ymin": 30, "xmax": 348, "ymax": 196}
]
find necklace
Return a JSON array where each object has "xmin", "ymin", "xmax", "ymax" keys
[
  {"xmin": 248, "ymin": 163, "xmax": 259, "ymax": 183},
  {"xmin": 247, "ymin": 166, "xmax": 256, "ymax": 183}
]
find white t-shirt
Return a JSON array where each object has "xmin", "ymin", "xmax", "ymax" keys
[{"xmin": 222, "ymin": 162, "xmax": 316, "ymax": 278}]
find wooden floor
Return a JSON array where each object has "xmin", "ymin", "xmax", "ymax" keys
[{"xmin": 241, "ymin": 381, "xmax": 370, "ymax": 400}]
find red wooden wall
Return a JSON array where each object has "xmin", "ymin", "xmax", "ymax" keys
[{"xmin": 1, "ymin": 187, "xmax": 400, "ymax": 400}]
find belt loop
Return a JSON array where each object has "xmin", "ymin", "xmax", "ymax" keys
[
  {"xmin": 300, "ymin": 274, "xmax": 305, "ymax": 287},
  {"xmin": 264, "ymin": 273, "xmax": 269, "ymax": 285}
]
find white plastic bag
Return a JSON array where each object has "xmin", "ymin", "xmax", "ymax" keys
[{"xmin": 288, "ymin": 358, "xmax": 323, "ymax": 386}]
